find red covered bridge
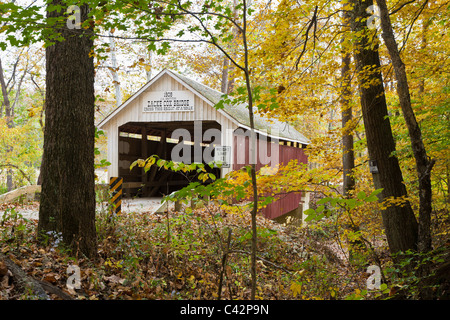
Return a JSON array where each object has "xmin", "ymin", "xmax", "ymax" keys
[{"xmin": 97, "ymin": 69, "xmax": 310, "ymax": 222}]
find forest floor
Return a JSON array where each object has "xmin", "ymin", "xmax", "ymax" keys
[{"xmin": 0, "ymin": 200, "xmax": 448, "ymax": 301}]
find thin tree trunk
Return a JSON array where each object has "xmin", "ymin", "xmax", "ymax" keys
[
  {"xmin": 221, "ymin": 57, "xmax": 229, "ymax": 94},
  {"xmin": 0, "ymin": 57, "xmax": 14, "ymax": 192},
  {"xmin": 6, "ymin": 170, "xmax": 13, "ymax": 192},
  {"xmin": 226, "ymin": 0, "xmax": 239, "ymax": 94},
  {"xmin": 108, "ymin": 32, "xmax": 122, "ymax": 106},
  {"xmin": 0, "ymin": 58, "xmax": 11, "ymax": 120},
  {"xmin": 341, "ymin": 5, "xmax": 363, "ymax": 260},
  {"xmin": 38, "ymin": 1, "xmax": 97, "ymax": 259},
  {"xmin": 217, "ymin": 229, "xmax": 232, "ymax": 300},
  {"xmin": 351, "ymin": 0, "xmax": 418, "ymax": 255},
  {"xmin": 341, "ymin": 7, "xmax": 355, "ymax": 197},
  {"xmin": 376, "ymin": 0, "xmax": 435, "ymax": 253},
  {"xmin": 146, "ymin": 48, "xmax": 152, "ymax": 82},
  {"xmin": 6, "ymin": 57, "xmax": 28, "ymax": 191},
  {"xmin": 242, "ymin": 0, "xmax": 258, "ymax": 300}
]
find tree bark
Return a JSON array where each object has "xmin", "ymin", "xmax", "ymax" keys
[
  {"xmin": 0, "ymin": 58, "xmax": 11, "ymax": 121},
  {"xmin": 376, "ymin": 0, "xmax": 434, "ymax": 253},
  {"xmin": 1, "ymin": 253, "xmax": 49, "ymax": 300},
  {"xmin": 221, "ymin": 57, "xmax": 229, "ymax": 94},
  {"xmin": 38, "ymin": 1, "xmax": 97, "ymax": 259},
  {"xmin": 0, "ymin": 57, "xmax": 14, "ymax": 192},
  {"xmin": 351, "ymin": 0, "xmax": 418, "ymax": 255},
  {"xmin": 341, "ymin": 7, "xmax": 355, "ymax": 197},
  {"xmin": 226, "ymin": 0, "xmax": 239, "ymax": 95},
  {"xmin": 241, "ymin": 0, "xmax": 258, "ymax": 300}
]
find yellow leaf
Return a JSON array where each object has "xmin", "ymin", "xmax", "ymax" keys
[{"xmin": 290, "ymin": 282, "xmax": 302, "ymax": 297}]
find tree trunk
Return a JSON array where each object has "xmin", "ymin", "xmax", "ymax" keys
[
  {"xmin": 221, "ymin": 57, "xmax": 229, "ymax": 94},
  {"xmin": 341, "ymin": 7, "xmax": 355, "ymax": 197},
  {"xmin": 242, "ymin": 1, "xmax": 258, "ymax": 300},
  {"xmin": 341, "ymin": 5, "xmax": 364, "ymax": 260},
  {"xmin": 1, "ymin": 253, "xmax": 49, "ymax": 300},
  {"xmin": 108, "ymin": 32, "xmax": 122, "ymax": 106},
  {"xmin": 226, "ymin": 0, "xmax": 239, "ymax": 95},
  {"xmin": 0, "ymin": 58, "xmax": 14, "ymax": 192},
  {"xmin": 38, "ymin": 1, "xmax": 97, "ymax": 259},
  {"xmin": 0, "ymin": 58, "xmax": 11, "ymax": 120},
  {"xmin": 351, "ymin": 0, "xmax": 418, "ymax": 255},
  {"xmin": 6, "ymin": 170, "xmax": 13, "ymax": 192},
  {"xmin": 376, "ymin": 0, "xmax": 435, "ymax": 253}
]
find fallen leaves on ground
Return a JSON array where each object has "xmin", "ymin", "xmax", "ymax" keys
[{"xmin": 0, "ymin": 201, "xmax": 375, "ymax": 300}]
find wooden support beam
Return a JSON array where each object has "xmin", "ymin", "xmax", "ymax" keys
[
  {"xmin": 123, "ymin": 180, "xmax": 189, "ymax": 189},
  {"xmin": 0, "ymin": 185, "xmax": 41, "ymax": 203}
]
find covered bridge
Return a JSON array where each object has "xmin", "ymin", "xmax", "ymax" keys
[{"xmin": 97, "ymin": 69, "xmax": 310, "ymax": 222}]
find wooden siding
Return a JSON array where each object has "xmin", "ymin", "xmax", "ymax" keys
[
  {"xmin": 261, "ymin": 192, "xmax": 303, "ymax": 220},
  {"xmin": 108, "ymin": 74, "xmax": 235, "ymax": 127},
  {"xmin": 103, "ymin": 73, "xmax": 237, "ymax": 180},
  {"xmin": 232, "ymin": 133, "xmax": 308, "ymax": 171},
  {"xmin": 232, "ymin": 134, "xmax": 308, "ymax": 220},
  {"xmin": 99, "ymin": 69, "xmax": 308, "ymax": 221}
]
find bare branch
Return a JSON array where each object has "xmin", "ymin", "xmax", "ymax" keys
[
  {"xmin": 390, "ymin": 0, "xmax": 417, "ymax": 15},
  {"xmin": 398, "ymin": 0, "xmax": 429, "ymax": 53},
  {"xmin": 0, "ymin": 164, "xmax": 33, "ymax": 184},
  {"xmin": 295, "ymin": 6, "xmax": 318, "ymax": 70}
]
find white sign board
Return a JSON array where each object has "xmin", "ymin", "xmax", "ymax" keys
[
  {"xmin": 214, "ymin": 146, "xmax": 231, "ymax": 168},
  {"xmin": 144, "ymin": 90, "xmax": 194, "ymax": 112}
]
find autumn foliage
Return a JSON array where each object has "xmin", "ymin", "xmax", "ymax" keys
[{"xmin": 0, "ymin": 0, "xmax": 449, "ymax": 301}]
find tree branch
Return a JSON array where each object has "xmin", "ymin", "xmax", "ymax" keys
[
  {"xmin": 230, "ymin": 249, "xmax": 293, "ymax": 274},
  {"xmin": 0, "ymin": 164, "xmax": 33, "ymax": 185},
  {"xmin": 389, "ymin": 0, "xmax": 417, "ymax": 15},
  {"xmin": 295, "ymin": 5, "xmax": 318, "ymax": 70}
]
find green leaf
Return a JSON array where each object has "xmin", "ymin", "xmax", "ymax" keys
[
  {"xmin": 316, "ymin": 197, "xmax": 331, "ymax": 205},
  {"xmin": 245, "ymin": 165, "xmax": 252, "ymax": 177},
  {"xmin": 369, "ymin": 188, "xmax": 383, "ymax": 197},
  {"xmin": 303, "ymin": 208, "xmax": 316, "ymax": 222},
  {"xmin": 347, "ymin": 198, "xmax": 357, "ymax": 210},
  {"xmin": 365, "ymin": 195, "xmax": 379, "ymax": 202},
  {"xmin": 357, "ymin": 191, "xmax": 366, "ymax": 200}
]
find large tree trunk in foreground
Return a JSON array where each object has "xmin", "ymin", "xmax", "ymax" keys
[
  {"xmin": 376, "ymin": 0, "xmax": 435, "ymax": 253},
  {"xmin": 351, "ymin": 0, "xmax": 418, "ymax": 255},
  {"xmin": 38, "ymin": 2, "xmax": 97, "ymax": 259}
]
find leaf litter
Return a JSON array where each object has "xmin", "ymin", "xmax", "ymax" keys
[{"xmin": 0, "ymin": 201, "xmax": 369, "ymax": 300}]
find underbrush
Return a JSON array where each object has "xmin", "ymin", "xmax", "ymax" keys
[{"xmin": 3, "ymin": 201, "xmax": 446, "ymax": 300}]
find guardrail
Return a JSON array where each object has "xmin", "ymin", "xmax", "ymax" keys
[{"xmin": 0, "ymin": 185, "xmax": 41, "ymax": 204}]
